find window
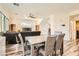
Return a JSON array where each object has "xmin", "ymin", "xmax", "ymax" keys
[{"xmin": 0, "ymin": 11, "xmax": 9, "ymax": 33}]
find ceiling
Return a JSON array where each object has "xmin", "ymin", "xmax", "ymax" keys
[{"xmin": 1, "ymin": 3, "xmax": 79, "ymax": 19}]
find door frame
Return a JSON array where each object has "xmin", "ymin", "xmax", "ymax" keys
[
  {"xmin": 76, "ymin": 21, "xmax": 79, "ymax": 39},
  {"xmin": 69, "ymin": 16, "xmax": 76, "ymax": 40}
]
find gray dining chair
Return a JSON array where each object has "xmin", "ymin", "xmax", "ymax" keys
[
  {"xmin": 0, "ymin": 36, "xmax": 6, "ymax": 56},
  {"xmin": 16, "ymin": 33, "xmax": 25, "ymax": 56},
  {"xmin": 38, "ymin": 36, "xmax": 57, "ymax": 56},
  {"xmin": 54, "ymin": 31, "xmax": 62, "ymax": 35},
  {"xmin": 55, "ymin": 33, "xmax": 65, "ymax": 56},
  {"xmin": 17, "ymin": 33, "xmax": 31, "ymax": 56}
]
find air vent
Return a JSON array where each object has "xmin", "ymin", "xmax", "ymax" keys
[
  {"xmin": 29, "ymin": 13, "xmax": 36, "ymax": 18},
  {"xmin": 13, "ymin": 3, "xmax": 20, "ymax": 6}
]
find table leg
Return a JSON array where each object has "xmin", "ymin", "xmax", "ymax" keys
[{"xmin": 31, "ymin": 44, "xmax": 37, "ymax": 56}]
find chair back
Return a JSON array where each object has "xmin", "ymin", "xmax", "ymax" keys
[
  {"xmin": 56, "ymin": 33, "xmax": 65, "ymax": 50},
  {"xmin": 18, "ymin": 33, "xmax": 24, "ymax": 45},
  {"xmin": 45, "ymin": 36, "xmax": 56, "ymax": 55},
  {"xmin": 0, "ymin": 36, "xmax": 6, "ymax": 56},
  {"xmin": 18, "ymin": 33, "xmax": 25, "ymax": 56},
  {"xmin": 54, "ymin": 31, "xmax": 62, "ymax": 35}
]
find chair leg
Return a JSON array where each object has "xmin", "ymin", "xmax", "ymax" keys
[
  {"xmin": 61, "ymin": 42, "xmax": 64, "ymax": 56},
  {"xmin": 60, "ymin": 49, "xmax": 63, "ymax": 56},
  {"xmin": 62, "ymin": 40, "xmax": 63, "ymax": 54},
  {"xmin": 52, "ymin": 50, "xmax": 55, "ymax": 56},
  {"xmin": 55, "ymin": 50, "xmax": 56, "ymax": 56},
  {"xmin": 59, "ymin": 42, "xmax": 63, "ymax": 56}
]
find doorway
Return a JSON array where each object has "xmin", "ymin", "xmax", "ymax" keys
[
  {"xmin": 69, "ymin": 16, "xmax": 76, "ymax": 40},
  {"xmin": 76, "ymin": 21, "xmax": 79, "ymax": 39},
  {"xmin": 69, "ymin": 15, "xmax": 79, "ymax": 40}
]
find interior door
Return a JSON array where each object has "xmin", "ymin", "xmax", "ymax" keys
[
  {"xmin": 69, "ymin": 20, "xmax": 76, "ymax": 40},
  {"xmin": 76, "ymin": 21, "xmax": 79, "ymax": 39}
]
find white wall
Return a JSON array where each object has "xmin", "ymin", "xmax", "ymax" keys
[
  {"xmin": 11, "ymin": 13, "xmax": 70, "ymax": 40},
  {"xmin": 69, "ymin": 10, "xmax": 79, "ymax": 40},
  {"xmin": 12, "ymin": 17, "xmax": 36, "ymax": 31},
  {"xmin": 53, "ymin": 14, "xmax": 70, "ymax": 40},
  {"xmin": 48, "ymin": 10, "xmax": 79, "ymax": 41},
  {"xmin": 1, "ymin": 4, "xmax": 79, "ymax": 41},
  {"xmin": 0, "ymin": 5, "xmax": 13, "ymax": 23},
  {"xmin": 40, "ymin": 18, "xmax": 49, "ymax": 35},
  {"xmin": 48, "ymin": 15, "xmax": 55, "ymax": 35},
  {"xmin": 69, "ymin": 10, "xmax": 79, "ymax": 16},
  {"xmin": 40, "ymin": 13, "xmax": 70, "ymax": 40},
  {"xmin": 54, "ymin": 10, "xmax": 79, "ymax": 40}
]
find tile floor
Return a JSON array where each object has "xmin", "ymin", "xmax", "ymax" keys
[{"xmin": 6, "ymin": 39, "xmax": 79, "ymax": 56}]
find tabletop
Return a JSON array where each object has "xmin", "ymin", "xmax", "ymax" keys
[{"xmin": 25, "ymin": 35, "xmax": 47, "ymax": 45}]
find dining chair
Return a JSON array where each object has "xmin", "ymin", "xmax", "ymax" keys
[
  {"xmin": 54, "ymin": 31, "xmax": 62, "ymax": 35},
  {"xmin": 16, "ymin": 33, "xmax": 25, "ymax": 56},
  {"xmin": 38, "ymin": 36, "xmax": 57, "ymax": 56},
  {"xmin": 17, "ymin": 33, "xmax": 31, "ymax": 56},
  {"xmin": 55, "ymin": 33, "xmax": 65, "ymax": 56},
  {"xmin": 0, "ymin": 36, "xmax": 6, "ymax": 56},
  {"xmin": 6, "ymin": 35, "xmax": 21, "ymax": 56}
]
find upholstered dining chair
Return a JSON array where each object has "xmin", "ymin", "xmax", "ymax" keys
[
  {"xmin": 54, "ymin": 31, "xmax": 62, "ymax": 35},
  {"xmin": 16, "ymin": 33, "xmax": 31, "ymax": 56},
  {"xmin": 6, "ymin": 34, "xmax": 22, "ymax": 56},
  {"xmin": 55, "ymin": 33, "xmax": 65, "ymax": 56},
  {"xmin": 0, "ymin": 36, "xmax": 6, "ymax": 56},
  {"xmin": 38, "ymin": 36, "xmax": 57, "ymax": 56},
  {"xmin": 16, "ymin": 33, "xmax": 25, "ymax": 56}
]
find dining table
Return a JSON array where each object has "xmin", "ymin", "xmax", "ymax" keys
[
  {"xmin": 25, "ymin": 35, "xmax": 48, "ymax": 55},
  {"xmin": 25, "ymin": 35, "xmax": 56, "ymax": 56}
]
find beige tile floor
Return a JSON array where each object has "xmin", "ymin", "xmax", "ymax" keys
[
  {"xmin": 63, "ymin": 39, "xmax": 79, "ymax": 56},
  {"xmin": 6, "ymin": 39, "xmax": 79, "ymax": 56}
]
